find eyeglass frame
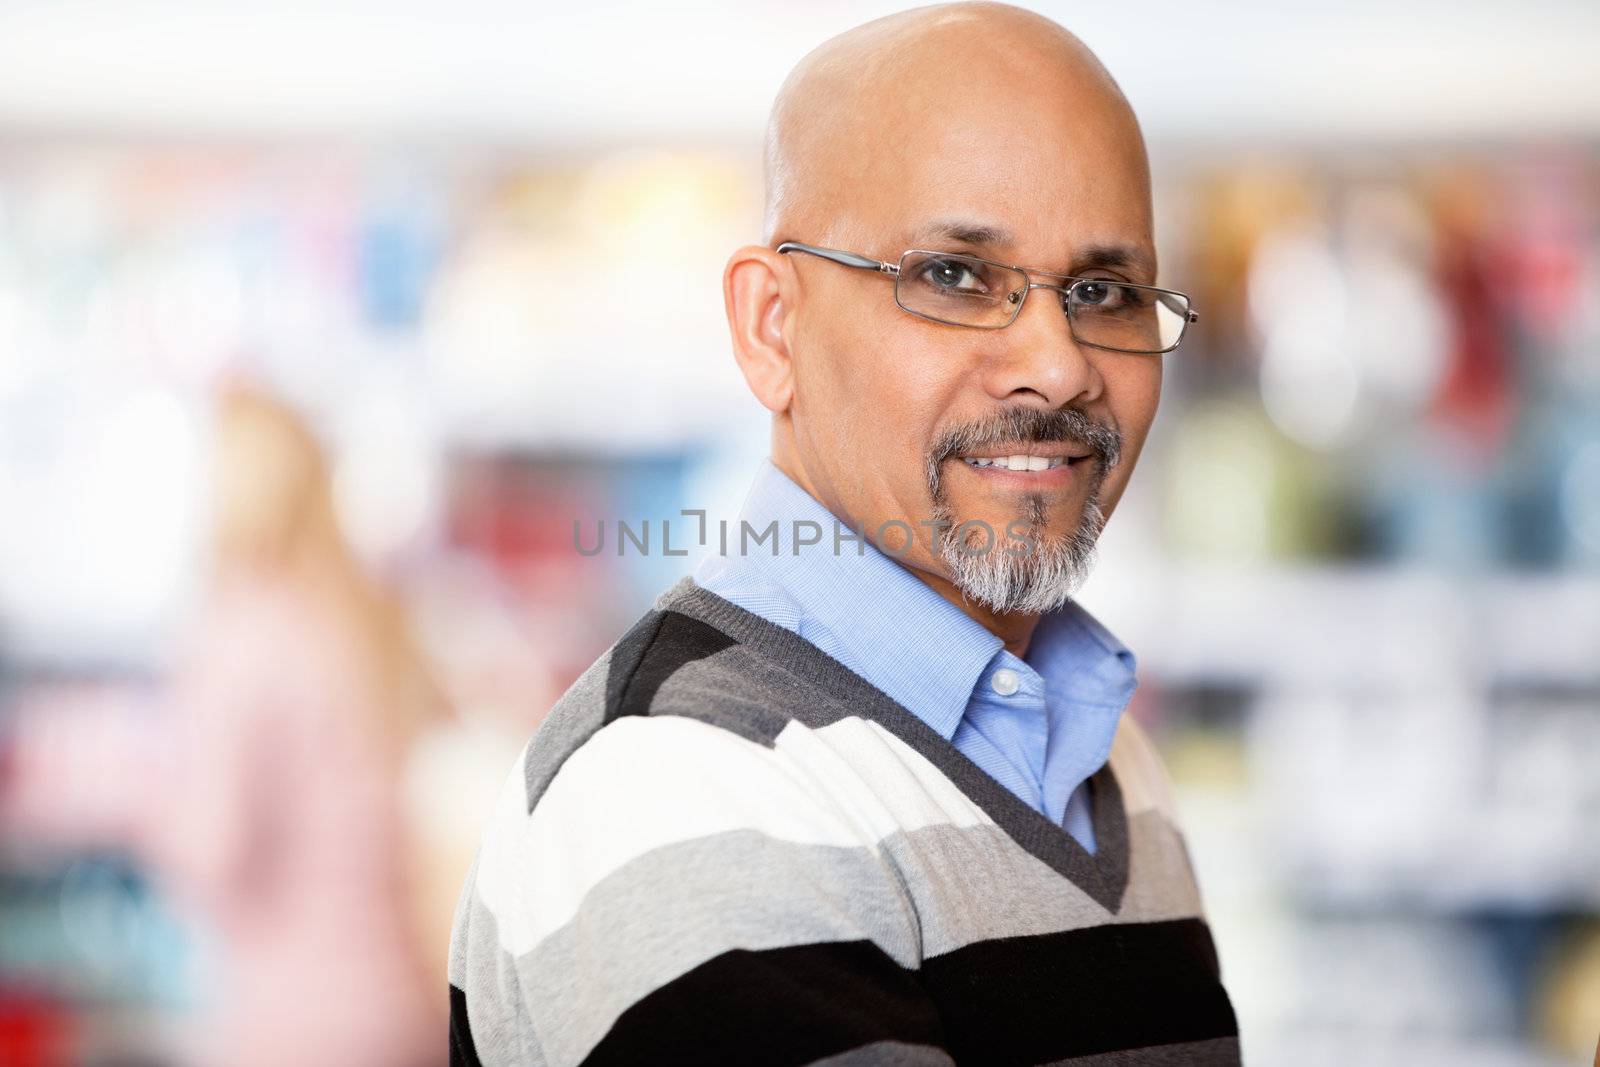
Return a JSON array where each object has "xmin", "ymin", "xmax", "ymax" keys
[{"xmin": 775, "ymin": 240, "xmax": 1199, "ymax": 355}]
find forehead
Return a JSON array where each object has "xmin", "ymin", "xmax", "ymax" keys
[
  {"xmin": 907, "ymin": 217, "xmax": 1156, "ymax": 280},
  {"xmin": 836, "ymin": 72, "xmax": 1154, "ymax": 272}
]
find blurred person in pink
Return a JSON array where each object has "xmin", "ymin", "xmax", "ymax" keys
[{"xmin": 143, "ymin": 381, "xmax": 448, "ymax": 1067}]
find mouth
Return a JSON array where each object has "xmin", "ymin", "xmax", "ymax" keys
[{"xmin": 951, "ymin": 444, "xmax": 1095, "ymax": 481}]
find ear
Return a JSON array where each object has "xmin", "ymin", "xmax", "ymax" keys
[{"xmin": 723, "ymin": 245, "xmax": 795, "ymax": 415}]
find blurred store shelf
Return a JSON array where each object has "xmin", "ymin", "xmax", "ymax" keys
[
  {"xmin": 1099, "ymin": 564, "xmax": 1600, "ymax": 687},
  {"xmin": 2, "ymin": 9, "xmax": 1598, "ymax": 1060}
]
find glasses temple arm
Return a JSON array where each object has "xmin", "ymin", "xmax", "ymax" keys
[
  {"xmin": 776, "ymin": 242, "xmax": 896, "ymax": 274},
  {"xmin": 1154, "ymin": 290, "xmax": 1198, "ymax": 323}
]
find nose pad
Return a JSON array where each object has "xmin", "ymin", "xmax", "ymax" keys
[
  {"xmin": 1054, "ymin": 287, "xmax": 1073, "ymax": 319},
  {"xmin": 1018, "ymin": 283, "xmax": 1074, "ymax": 323},
  {"xmin": 1004, "ymin": 283, "xmax": 1066, "ymax": 317}
]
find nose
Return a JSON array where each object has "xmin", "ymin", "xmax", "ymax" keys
[{"xmin": 976, "ymin": 283, "xmax": 1104, "ymax": 409}]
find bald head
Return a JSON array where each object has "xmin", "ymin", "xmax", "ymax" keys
[
  {"xmin": 725, "ymin": 1, "xmax": 1168, "ymax": 643},
  {"xmin": 763, "ymin": 2, "xmax": 1147, "ymax": 244}
]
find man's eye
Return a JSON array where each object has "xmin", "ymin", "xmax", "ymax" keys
[
  {"xmin": 1071, "ymin": 280, "xmax": 1139, "ymax": 310},
  {"xmin": 921, "ymin": 259, "xmax": 986, "ymax": 291}
]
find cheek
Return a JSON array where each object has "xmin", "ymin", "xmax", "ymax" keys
[
  {"xmin": 868, "ymin": 329, "xmax": 977, "ymax": 473},
  {"xmin": 793, "ymin": 280, "xmax": 892, "ymax": 419},
  {"xmin": 1101, "ymin": 358, "xmax": 1162, "ymax": 479},
  {"xmin": 1103, "ymin": 347, "xmax": 1160, "ymax": 416},
  {"xmin": 804, "ymin": 314, "xmax": 953, "ymax": 454}
]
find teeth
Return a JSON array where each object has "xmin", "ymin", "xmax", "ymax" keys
[{"xmin": 961, "ymin": 454, "xmax": 1070, "ymax": 470}]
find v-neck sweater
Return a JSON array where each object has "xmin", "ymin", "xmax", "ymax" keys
[
  {"xmin": 691, "ymin": 456, "xmax": 1140, "ymax": 855},
  {"xmin": 448, "ymin": 577, "xmax": 1240, "ymax": 1067}
]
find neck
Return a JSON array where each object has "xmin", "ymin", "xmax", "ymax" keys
[
  {"xmin": 918, "ymin": 569, "xmax": 1040, "ymax": 658},
  {"xmin": 769, "ymin": 440, "xmax": 1041, "ymax": 659}
]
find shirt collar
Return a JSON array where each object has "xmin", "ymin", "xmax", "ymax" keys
[
  {"xmin": 703, "ymin": 459, "xmax": 1142, "ymax": 738},
  {"xmin": 713, "ymin": 458, "xmax": 1001, "ymax": 740},
  {"xmin": 1028, "ymin": 596, "xmax": 1139, "ymax": 707}
]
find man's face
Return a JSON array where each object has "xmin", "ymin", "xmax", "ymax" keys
[{"xmin": 784, "ymin": 68, "xmax": 1160, "ymax": 612}]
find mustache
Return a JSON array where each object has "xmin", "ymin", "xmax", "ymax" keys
[{"xmin": 926, "ymin": 407, "xmax": 1122, "ymax": 476}]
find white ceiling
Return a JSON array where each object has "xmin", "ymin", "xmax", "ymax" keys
[{"xmin": 0, "ymin": 0, "xmax": 1596, "ymax": 147}]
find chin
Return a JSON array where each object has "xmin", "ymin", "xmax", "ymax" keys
[
  {"xmin": 926, "ymin": 492, "xmax": 1107, "ymax": 616},
  {"xmin": 939, "ymin": 492, "xmax": 1072, "ymax": 547}
]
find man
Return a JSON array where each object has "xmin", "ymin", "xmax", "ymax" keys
[{"xmin": 449, "ymin": 4, "xmax": 1238, "ymax": 1065}]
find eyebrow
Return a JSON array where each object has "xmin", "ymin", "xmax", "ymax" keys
[
  {"xmin": 913, "ymin": 219, "xmax": 1014, "ymax": 251},
  {"xmin": 1073, "ymin": 243, "xmax": 1158, "ymax": 281},
  {"xmin": 910, "ymin": 219, "xmax": 1157, "ymax": 281}
]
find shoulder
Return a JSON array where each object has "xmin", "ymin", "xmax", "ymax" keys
[
  {"xmin": 520, "ymin": 601, "xmax": 807, "ymax": 813},
  {"xmin": 537, "ymin": 712, "xmax": 853, "ymax": 837},
  {"xmin": 467, "ymin": 684, "xmax": 906, "ymax": 958},
  {"xmin": 467, "ymin": 588, "xmax": 902, "ymax": 919},
  {"xmin": 457, "ymin": 712, "xmax": 929, "ymax": 1067}
]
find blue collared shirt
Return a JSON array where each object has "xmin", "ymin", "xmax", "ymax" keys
[{"xmin": 692, "ymin": 459, "xmax": 1139, "ymax": 853}]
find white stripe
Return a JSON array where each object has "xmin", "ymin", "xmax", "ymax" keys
[
  {"xmin": 473, "ymin": 714, "xmax": 994, "ymax": 957},
  {"xmin": 776, "ymin": 716, "xmax": 995, "ymax": 839},
  {"xmin": 470, "ymin": 740, "xmax": 540, "ymax": 957}
]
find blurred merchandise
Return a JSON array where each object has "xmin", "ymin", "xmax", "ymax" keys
[{"xmin": 1, "ymin": 27, "xmax": 1597, "ymax": 1067}]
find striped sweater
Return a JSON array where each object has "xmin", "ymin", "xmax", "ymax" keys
[{"xmin": 448, "ymin": 577, "xmax": 1240, "ymax": 1066}]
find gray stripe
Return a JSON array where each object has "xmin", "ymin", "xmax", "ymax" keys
[
  {"xmin": 519, "ymin": 609, "xmax": 839, "ymax": 815},
  {"xmin": 522, "ymin": 647, "xmax": 613, "ymax": 814},
  {"xmin": 447, "ymin": 851, "xmax": 481, "ymax": 988},
  {"xmin": 646, "ymin": 643, "xmax": 799, "ymax": 748},
  {"xmin": 520, "ymin": 828, "xmax": 925, "ymax": 1066},
  {"xmin": 1119, "ymin": 810, "xmax": 1204, "ymax": 921},
  {"xmin": 653, "ymin": 576, "xmax": 909, "ymax": 735},
  {"xmin": 519, "ymin": 617, "xmax": 784, "ymax": 819},
  {"xmin": 1042, "ymin": 1035, "xmax": 1242, "ymax": 1066},
  {"xmin": 808, "ymin": 1040, "xmax": 958, "ymax": 1065},
  {"xmin": 883, "ymin": 813, "xmax": 1202, "ymax": 959},
  {"xmin": 449, "ymin": 874, "xmax": 547, "ymax": 1067},
  {"xmin": 885, "ymin": 822, "xmax": 1109, "ymax": 959}
]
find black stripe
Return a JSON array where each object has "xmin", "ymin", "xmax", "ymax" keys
[
  {"xmin": 1041, "ymin": 1035, "xmax": 1242, "ymax": 1066},
  {"xmin": 449, "ymin": 983, "xmax": 484, "ymax": 1067},
  {"xmin": 579, "ymin": 940, "xmax": 946, "ymax": 1067},
  {"xmin": 602, "ymin": 609, "xmax": 665, "ymax": 718},
  {"xmin": 920, "ymin": 918, "xmax": 1238, "ymax": 1065},
  {"xmin": 604, "ymin": 609, "xmax": 736, "ymax": 722},
  {"xmin": 578, "ymin": 921, "xmax": 1236, "ymax": 1066}
]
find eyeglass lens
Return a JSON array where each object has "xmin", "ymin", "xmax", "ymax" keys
[{"xmin": 893, "ymin": 250, "xmax": 1190, "ymax": 353}]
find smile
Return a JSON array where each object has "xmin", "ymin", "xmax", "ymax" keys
[
  {"xmin": 964, "ymin": 454, "xmax": 1070, "ymax": 471},
  {"xmin": 956, "ymin": 446, "xmax": 1094, "ymax": 474}
]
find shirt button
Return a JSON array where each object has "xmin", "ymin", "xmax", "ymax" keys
[{"xmin": 990, "ymin": 668, "xmax": 1021, "ymax": 696}]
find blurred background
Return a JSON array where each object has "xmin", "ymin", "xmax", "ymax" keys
[{"xmin": 1, "ymin": 1, "xmax": 1597, "ymax": 1064}]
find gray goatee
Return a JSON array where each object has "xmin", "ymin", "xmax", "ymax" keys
[{"xmin": 924, "ymin": 407, "xmax": 1120, "ymax": 615}]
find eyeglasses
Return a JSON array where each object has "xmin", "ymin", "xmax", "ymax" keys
[{"xmin": 776, "ymin": 241, "xmax": 1197, "ymax": 355}]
